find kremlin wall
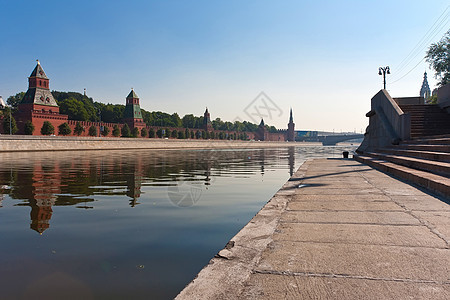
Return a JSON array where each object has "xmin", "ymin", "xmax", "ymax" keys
[{"xmin": 1, "ymin": 62, "xmax": 295, "ymax": 142}]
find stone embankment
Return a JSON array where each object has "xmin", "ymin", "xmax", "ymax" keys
[
  {"xmin": 0, "ymin": 135, "xmax": 302, "ymax": 152},
  {"xmin": 177, "ymin": 158, "xmax": 450, "ymax": 299}
]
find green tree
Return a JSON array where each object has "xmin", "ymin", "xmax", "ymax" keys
[
  {"xmin": 219, "ymin": 131, "xmax": 224, "ymax": 139},
  {"xmin": 178, "ymin": 130, "xmax": 185, "ymax": 139},
  {"xmin": 41, "ymin": 121, "xmax": 54, "ymax": 135},
  {"xmin": 149, "ymin": 128, "xmax": 155, "ymax": 138},
  {"xmin": 164, "ymin": 128, "xmax": 170, "ymax": 138},
  {"xmin": 171, "ymin": 129, "xmax": 177, "ymax": 138},
  {"xmin": 426, "ymin": 29, "xmax": 450, "ymax": 87},
  {"xmin": 102, "ymin": 126, "xmax": 110, "ymax": 137},
  {"xmin": 7, "ymin": 92, "xmax": 25, "ymax": 109},
  {"xmin": 88, "ymin": 125, "xmax": 97, "ymax": 136},
  {"xmin": 121, "ymin": 123, "xmax": 131, "ymax": 137},
  {"xmin": 201, "ymin": 131, "xmax": 206, "ymax": 139},
  {"xmin": 156, "ymin": 129, "xmax": 163, "ymax": 138},
  {"xmin": 58, "ymin": 122, "xmax": 72, "ymax": 136},
  {"xmin": 190, "ymin": 130, "xmax": 194, "ymax": 139},
  {"xmin": 24, "ymin": 120, "xmax": 35, "ymax": 135},
  {"xmin": 74, "ymin": 122, "xmax": 85, "ymax": 136},
  {"xmin": 185, "ymin": 128, "xmax": 189, "ymax": 139},
  {"xmin": 113, "ymin": 125, "xmax": 120, "ymax": 137},
  {"xmin": 141, "ymin": 128, "xmax": 148, "ymax": 137},
  {"xmin": 195, "ymin": 130, "xmax": 201, "ymax": 139},
  {"xmin": 2, "ymin": 108, "xmax": 18, "ymax": 134},
  {"xmin": 132, "ymin": 127, "xmax": 140, "ymax": 138}
]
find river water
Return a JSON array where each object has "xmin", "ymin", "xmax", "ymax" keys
[{"xmin": 0, "ymin": 145, "xmax": 357, "ymax": 299}]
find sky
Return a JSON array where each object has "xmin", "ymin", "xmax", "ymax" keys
[{"xmin": 0, "ymin": 0, "xmax": 449, "ymax": 132}]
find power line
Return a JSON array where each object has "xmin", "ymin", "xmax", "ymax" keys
[{"xmin": 390, "ymin": 5, "xmax": 450, "ymax": 83}]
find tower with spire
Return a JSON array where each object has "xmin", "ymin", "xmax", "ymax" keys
[
  {"xmin": 123, "ymin": 88, "xmax": 145, "ymax": 132},
  {"xmin": 15, "ymin": 60, "xmax": 68, "ymax": 134},
  {"xmin": 287, "ymin": 108, "xmax": 295, "ymax": 141},
  {"xmin": 420, "ymin": 71, "xmax": 431, "ymax": 100},
  {"xmin": 203, "ymin": 107, "xmax": 213, "ymax": 132},
  {"xmin": 256, "ymin": 118, "xmax": 268, "ymax": 141}
]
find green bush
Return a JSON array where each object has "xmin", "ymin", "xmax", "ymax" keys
[
  {"xmin": 41, "ymin": 121, "xmax": 55, "ymax": 135},
  {"xmin": 121, "ymin": 124, "xmax": 131, "ymax": 137},
  {"xmin": 58, "ymin": 122, "xmax": 72, "ymax": 136},
  {"xmin": 141, "ymin": 128, "xmax": 148, "ymax": 137},
  {"xmin": 74, "ymin": 122, "xmax": 84, "ymax": 136},
  {"xmin": 112, "ymin": 125, "xmax": 120, "ymax": 137},
  {"xmin": 88, "ymin": 125, "xmax": 97, "ymax": 136},
  {"xmin": 24, "ymin": 121, "xmax": 35, "ymax": 135}
]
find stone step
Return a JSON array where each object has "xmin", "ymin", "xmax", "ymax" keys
[
  {"xmin": 395, "ymin": 144, "xmax": 450, "ymax": 152},
  {"xmin": 377, "ymin": 148, "xmax": 450, "ymax": 163},
  {"xmin": 406, "ymin": 136, "xmax": 450, "ymax": 144},
  {"xmin": 365, "ymin": 152, "xmax": 450, "ymax": 177},
  {"xmin": 354, "ymin": 155, "xmax": 450, "ymax": 198}
]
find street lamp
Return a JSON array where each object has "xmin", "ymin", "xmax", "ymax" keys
[{"xmin": 378, "ymin": 66, "xmax": 390, "ymax": 90}]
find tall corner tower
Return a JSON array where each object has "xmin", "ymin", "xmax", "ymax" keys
[{"xmin": 287, "ymin": 108, "xmax": 295, "ymax": 141}]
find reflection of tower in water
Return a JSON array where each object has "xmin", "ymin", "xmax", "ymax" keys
[
  {"xmin": 29, "ymin": 162, "xmax": 61, "ymax": 234},
  {"xmin": 288, "ymin": 147, "xmax": 295, "ymax": 177},
  {"xmin": 125, "ymin": 156, "xmax": 143, "ymax": 207}
]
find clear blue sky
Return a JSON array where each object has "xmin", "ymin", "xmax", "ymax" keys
[{"xmin": 1, "ymin": 0, "xmax": 448, "ymax": 132}]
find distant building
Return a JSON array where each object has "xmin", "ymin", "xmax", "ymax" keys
[
  {"xmin": 420, "ymin": 71, "xmax": 431, "ymax": 100},
  {"xmin": 123, "ymin": 88, "xmax": 146, "ymax": 131}
]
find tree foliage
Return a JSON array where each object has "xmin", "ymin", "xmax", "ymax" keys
[
  {"xmin": 121, "ymin": 123, "xmax": 131, "ymax": 137},
  {"xmin": 2, "ymin": 108, "xmax": 18, "ymax": 134},
  {"xmin": 101, "ymin": 126, "xmax": 110, "ymax": 137},
  {"xmin": 7, "ymin": 92, "xmax": 25, "ymax": 109},
  {"xmin": 426, "ymin": 29, "xmax": 450, "ymax": 87},
  {"xmin": 132, "ymin": 127, "xmax": 140, "ymax": 138},
  {"xmin": 74, "ymin": 122, "xmax": 85, "ymax": 136},
  {"xmin": 24, "ymin": 120, "xmax": 34, "ymax": 135},
  {"xmin": 58, "ymin": 122, "xmax": 72, "ymax": 136},
  {"xmin": 41, "ymin": 121, "xmax": 54, "ymax": 135},
  {"xmin": 112, "ymin": 125, "xmax": 120, "ymax": 137},
  {"xmin": 141, "ymin": 128, "xmax": 148, "ymax": 137},
  {"xmin": 88, "ymin": 125, "xmax": 97, "ymax": 136}
]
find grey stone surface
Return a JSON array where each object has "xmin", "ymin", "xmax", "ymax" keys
[{"xmin": 176, "ymin": 158, "xmax": 450, "ymax": 299}]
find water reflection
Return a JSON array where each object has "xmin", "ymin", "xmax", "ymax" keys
[{"xmin": 0, "ymin": 147, "xmax": 302, "ymax": 235}]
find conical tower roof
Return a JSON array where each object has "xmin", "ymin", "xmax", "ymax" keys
[
  {"xmin": 127, "ymin": 89, "xmax": 139, "ymax": 99},
  {"xmin": 259, "ymin": 118, "xmax": 265, "ymax": 126},
  {"xmin": 289, "ymin": 108, "xmax": 293, "ymax": 123},
  {"xmin": 29, "ymin": 60, "xmax": 48, "ymax": 79}
]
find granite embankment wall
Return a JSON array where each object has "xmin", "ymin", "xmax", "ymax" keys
[{"xmin": 0, "ymin": 135, "xmax": 299, "ymax": 152}]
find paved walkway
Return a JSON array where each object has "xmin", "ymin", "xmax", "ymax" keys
[{"xmin": 177, "ymin": 158, "xmax": 450, "ymax": 299}]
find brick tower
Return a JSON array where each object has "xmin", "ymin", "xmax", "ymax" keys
[
  {"xmin": 15, "ymin": 60, "xmax": 68, "ymax": 134},
  {"xmin": 123, "ymin": 89, "xmax": 145, "ymax": 132},
  {"xmin": 287, "ymin": 108, "xmax": 295, "ymax": 141},
  {"xmin": 203, "ymin": 107, "xmax": 213, "ymax": 132}
]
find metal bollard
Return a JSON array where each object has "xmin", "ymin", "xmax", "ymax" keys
[{"xmin": 343, "ymin": 151, "xmax": 349, "ymax": 158}]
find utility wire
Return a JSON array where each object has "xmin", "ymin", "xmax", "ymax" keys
[
  {"xmin": 390, "ymin": 57, "xmax": 425, "ymax": 85},
  {"xmin": 394, "ymin": 5, "xmax": 449, "ymax": 75}
]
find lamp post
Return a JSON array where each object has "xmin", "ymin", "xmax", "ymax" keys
[{"xmin": 378, "ymin": 66, "xmax": 390, "ymax": 90}]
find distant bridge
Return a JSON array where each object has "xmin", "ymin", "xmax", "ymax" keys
[{"xmin": 298, "ymin": 134, "xmax": 364, "ymax": 146}]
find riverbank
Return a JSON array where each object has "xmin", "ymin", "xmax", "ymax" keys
[
  {"xmin": 0, "ymin": 135, "xmax": 321, "ymax": 152},
  {"xmin": 176, "ymin": 158, "xmax": 450, "ymax": 299}
]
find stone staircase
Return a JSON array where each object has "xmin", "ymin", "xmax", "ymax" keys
[
  {"xmin": 400, "ymin": 104, "xmax": 450, "ymax": 138},
  {"xmin": 355, "ymin": 135, "xmax": 450, "ymax": 198},
  {"xmin": 355, "ymin": 103, "xmax": 450, "ymax": 198}
]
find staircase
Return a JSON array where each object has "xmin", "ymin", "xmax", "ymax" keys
[
  {"xmin": 400, "ymin": 104, "xmax": 450, "ymax": 138},
  {"xmin": 355, "ymin": 104, "xmax": 450, "ymax": 198}
]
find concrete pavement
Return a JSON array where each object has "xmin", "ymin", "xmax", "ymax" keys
[{"xmin": 176, "ymin": 158, "xmax": 450, "ymax": 299}]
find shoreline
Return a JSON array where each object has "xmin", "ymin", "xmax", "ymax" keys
[{"xmin": 0, "ymin": 135, "xmax": 336, "ymax": 152}]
